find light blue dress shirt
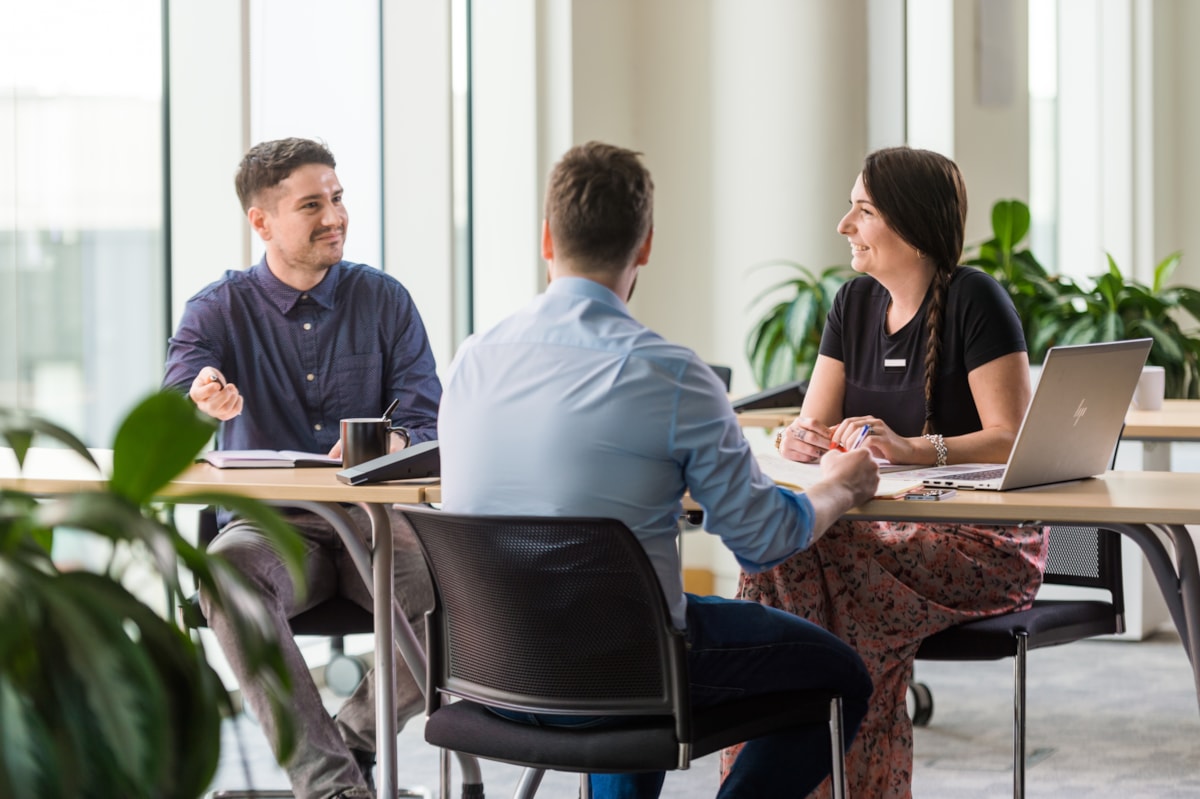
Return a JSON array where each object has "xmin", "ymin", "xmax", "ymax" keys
[{"xmin": 438, "ymin": 277, "xmax": 818, "ymax": 628}]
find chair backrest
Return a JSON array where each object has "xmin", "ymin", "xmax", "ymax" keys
[
  {"xmin": 397, "ymin": 508, "xmax": 690, "ymax": 725},
  {"xmin": 1041, "ymin": 525, "xmax": 1125, "ymax": 614},
  {"xmin": 706, "ymin": 364, "xmax": 733, "ymax": 392}
]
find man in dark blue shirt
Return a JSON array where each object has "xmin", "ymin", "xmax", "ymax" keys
[{"xmin": 163, "ymin": 137, "xmax": 440, "ymax": 799}]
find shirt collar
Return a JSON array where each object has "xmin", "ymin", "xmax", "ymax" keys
[
  {"xmin": 249, "ymin": 258, "xmax": 343, "ymax": 314},
  {"xmin": 545, "ymin": 276, "xmax": 629, "ymax": 314}
]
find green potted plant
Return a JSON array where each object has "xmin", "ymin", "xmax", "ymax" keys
[
  {"xmin": 0, "ymin": 390, "xmax": 305, "ymax": 799},
  {"xmin": 744, "ymin": 261, "xmax": 853, "ymax": 389},
  {"xmin": 967, "ymin": 200, "xmax": 1200, "ymax": 398}
]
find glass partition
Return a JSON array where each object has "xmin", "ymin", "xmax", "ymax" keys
[{"xmin": 0, "ymin": 0, "xmax": 166, "ymax": 445}]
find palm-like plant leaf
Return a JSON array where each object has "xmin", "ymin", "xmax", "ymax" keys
[
  {"xmin": 745, "ymin": 261, "xmax": 851, "ymax": 388},
  {"xmin": 0, "ymin": 390, "xmax": 308, "ymax": 796}
]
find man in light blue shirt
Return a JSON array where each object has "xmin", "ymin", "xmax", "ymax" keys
[{"xmin": 438, "ymin": 141, "xmax": 878, "ymax": 798}]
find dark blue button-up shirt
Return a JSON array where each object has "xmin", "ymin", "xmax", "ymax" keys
[{"xmin": 163, "ymin": 259, "xmax": 441, "ymax": 454}]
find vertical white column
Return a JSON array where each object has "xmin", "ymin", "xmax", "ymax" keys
[
  {"xmin": 1056, "ymin": 0, "xmax": 1102, "ymax": 280},
  {"xmin": 248, "ymin": 0, "xmax": 382, "ymax": 269},
  {"xmin": 168, "ymin": 1, "xmax": 245, "ymax": 324},
  {"xmin": 470, "ymin": 0, "xmax": 544, "ymax": 334},
  {"xmin": 907, "ymin": 0, "xmax": 956, "ymax": 157},
  {"xmin": 382, "ymin": 1, "xmax": 455, "ymax": 372},
  {"xmin": 705, "ymin": 0, "xmax": 868, "ymax": 394}
]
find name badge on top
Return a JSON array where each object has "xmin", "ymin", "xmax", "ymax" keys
[{"xmin": 884, "ymin": 358, "xmax": 906, "ymax": 373}]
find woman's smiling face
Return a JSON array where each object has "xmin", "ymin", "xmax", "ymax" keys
[{"xmin": 836, "ymin": 172, "xmax": 914, "ymax": 277}]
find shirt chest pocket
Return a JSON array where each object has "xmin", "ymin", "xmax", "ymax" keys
[{"xmin": 333, "ymin": 351, "xmax": 385, "ymax": 419}]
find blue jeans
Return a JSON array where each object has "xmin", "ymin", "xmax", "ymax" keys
[{"xmin": 588, "ymin": 593, "xmax": 872, "ymax": 799}]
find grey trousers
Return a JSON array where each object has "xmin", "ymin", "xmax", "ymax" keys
[{"xmin": 199, "ymin": 504, "xmax": 433, "ymax": 799}]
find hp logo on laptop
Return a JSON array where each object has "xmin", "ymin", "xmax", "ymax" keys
[{"xmin": 1072, "ymin": 399, "xmax": 1088, "ymax": 426}]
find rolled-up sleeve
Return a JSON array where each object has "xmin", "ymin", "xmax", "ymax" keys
[{"xmin": 670, "ymin": 359, "xmax": 817, "ymax": 570}]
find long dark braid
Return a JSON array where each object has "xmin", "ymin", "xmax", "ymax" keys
[
  {"xmin": 861, "ymin": 147, "xmax": 968, "ymax": 435},
  {"xmin": 921, "ymin": 268, "xmax": 953, "ymax": 434}
]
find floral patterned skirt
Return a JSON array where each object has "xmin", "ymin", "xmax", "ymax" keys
[{"xmin": 720, "ymin": 519, "xmax": 1048, "ymax": 799}]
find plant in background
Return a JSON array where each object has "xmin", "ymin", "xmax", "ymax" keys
[
  {"xmin": 745, "ymin": 261, "xmax": 852, "ymax": 389},
  {"xmin": 1050, "ymin": 252, "xmax": 1200, "ymax": 398},
  {"xmin": 967, "ymin": 199, "xmax": 1200, "ymax": 398},
  {"xmin": 962, "ymin": 199, "xmax": 1077, "ymax": 362},
  {"xmin": 0, "ymin": 390, "xmax": 306, "ymax": 799}
]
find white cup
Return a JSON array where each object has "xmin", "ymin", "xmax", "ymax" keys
[{"xmin": 1131, "ymin": 365, "xmax": 1166, "ymax": 411}]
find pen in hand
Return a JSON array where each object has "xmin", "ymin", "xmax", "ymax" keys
[
  {"xmin": 833, "ymin": 424, "xmax": 871, "ymax": 452},
  {"xmin": 208, "ymin": 369, "xmax": 226, "ymax": 389},
  {"xmin": 851, "ymin": 424, "xmax": 871, "ymax": 450}
]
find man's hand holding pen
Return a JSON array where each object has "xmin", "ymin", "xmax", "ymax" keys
[{"xmin": 189, "ymin": 367, "xmax": 244, "ymax": 421}]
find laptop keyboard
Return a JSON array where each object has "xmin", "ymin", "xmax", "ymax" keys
[{"xmin": 940, "ymin": 467, "xmax": 1005, "ymax": 482}]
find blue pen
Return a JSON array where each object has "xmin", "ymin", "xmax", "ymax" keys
[{"xmin": 850, "ymin": 424, "xmax": 871, "ymax": 450}]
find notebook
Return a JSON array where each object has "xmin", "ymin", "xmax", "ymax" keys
[
  {"xmin": 201, "ymin": 449, "xmax": 341, "ymax": 468},
  {"xmin": 909, "ymin": 338, "xmax": 1152, "ymax": 491},
  {"xmin": 756, "ymin": 451, "xmax": 926, "ymax": 499}
]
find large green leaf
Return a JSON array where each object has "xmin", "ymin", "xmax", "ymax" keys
[
  {"xmin": 991, "ymin": 200, "xmax": 1031, "ymax": 254},
  {"xmin": 1153, "ymin": 251, "xmax": 1183, "ymax": 293},
  {"xmin": 110, "ymin": 391, "xmax": 216, "ymax": 505}
]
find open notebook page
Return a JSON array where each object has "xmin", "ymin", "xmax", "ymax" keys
[{"xmin": 755, "ymin": 451, "xmax": 924, "ymax": 499}]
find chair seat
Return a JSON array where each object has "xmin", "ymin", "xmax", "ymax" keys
[
  {"xmin": 916, "ymin": 600, "xmax": 1119, "ymax": 661},
  {"xmin": 425, "ymin": 690, "xmax": 838, "ymax": 774},
  {"xmin": 288, "ymin": 597, "xmax": 374, "ymax": 636},
  {"xmin": 182, "ymin": 592, "xmax": 373, "ymax": 637}
]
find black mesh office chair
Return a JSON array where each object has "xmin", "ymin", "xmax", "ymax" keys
[
  {"xmin": 910, "ymin": 524, "xmax": 1125, "ymax": 798},
  {"xmin": 707, "ymin": 363, "xmax": 733, "ymax": 392},
  {"xmin": 397, "ymin": 507, "xmax": 852, "ymax": 799}
]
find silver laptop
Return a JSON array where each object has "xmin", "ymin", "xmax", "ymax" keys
[{"xmin": 916, "ymin": 338, "xmax": 1152, "ymax": 491}]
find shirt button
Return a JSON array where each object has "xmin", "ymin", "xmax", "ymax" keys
[
  {"xmin": 303, "ymin": 323, "xmax": 312, "ymax": 331},
  {"xmin": 307, "ymin": 373, "xmax": 315, "ymax": 381},
  {"xmin": 314, "ymin": 423, "xmax": 322, "ymax": 431}
]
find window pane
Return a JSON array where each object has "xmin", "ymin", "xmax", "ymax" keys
[{"xmin": 0, "ymin": 0, "xmax": 165, "ymax": 445}]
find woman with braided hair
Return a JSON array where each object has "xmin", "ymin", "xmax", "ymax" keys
[{"xmin": 722, "ymin": 146, "xmax": 1048, "ymax": 798}]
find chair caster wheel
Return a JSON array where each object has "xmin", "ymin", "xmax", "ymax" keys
[
  {"xmin": 908, "ymin": 680, "xmax": 934, "ymax": 727},
  {"xmin": 325, "ymin": 652, "xmax": 368, "ymax": 697}
]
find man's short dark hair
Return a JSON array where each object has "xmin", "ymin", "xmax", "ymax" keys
[
  {"xmin": 234, "ymin": 137, "xmax": 337, "ymax": 213},
  {"xmin": 544, "ymin": 141, "xmax": 654, "ymax": 272}
]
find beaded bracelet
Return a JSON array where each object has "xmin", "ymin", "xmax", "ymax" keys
[{"xmin": 923, "ymin": 433, "xmax": 948, "ymax": 467}]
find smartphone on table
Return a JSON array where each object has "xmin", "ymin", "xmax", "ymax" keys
[{"xmin": 903, "ymin": 488, "xmax": 957, "ymax": 501}]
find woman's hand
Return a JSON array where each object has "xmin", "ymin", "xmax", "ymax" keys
[
  {"xmin": 777, "ymin": 416, "xmax": 834, "ymax": 463},
  {"xmin": 829, "ymin": 416, "xmax": 922, "ymax": 464}
]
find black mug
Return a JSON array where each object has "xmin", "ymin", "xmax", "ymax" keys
[{"xmin": 340, "ymin": 418, "xmax": 405, "ymax": 468}]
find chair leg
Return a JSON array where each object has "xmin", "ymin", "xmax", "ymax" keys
[
  {"xmin": 829, "ymin": 695, "xmax": 848, "ymax": 799},
  {"xmin": 579, "ymin": 772, "xmax": 592, "ymax": 799},
  {"xmin": 513, "ymin": 766, "xmax": 546, "ymax": 799},
  {"xmin": 1013, "ymin": 632, "xmax": 1028, "ymax": 799},
  {"xmin": 439, "ymin": 747, "xmax": 451, "ymax": 799}
]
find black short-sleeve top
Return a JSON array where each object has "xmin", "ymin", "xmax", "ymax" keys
[{"xmin": 819, "ymin": 266, "xmax": 1027, "ymax": 437}]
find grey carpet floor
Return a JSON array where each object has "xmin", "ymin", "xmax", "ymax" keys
[{"xmin": 208, "ymin": 629, "xmax": 1200, "ymax": 798}]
